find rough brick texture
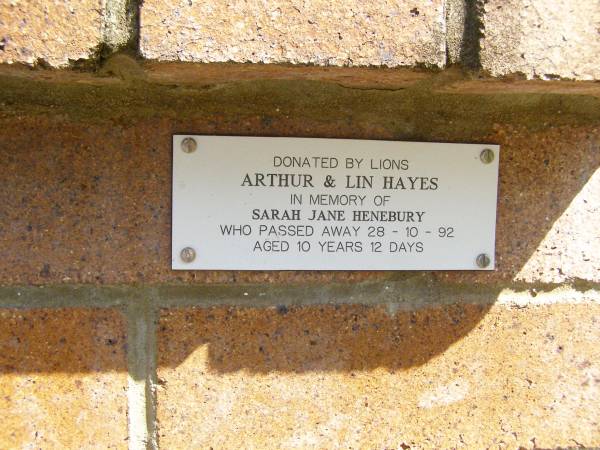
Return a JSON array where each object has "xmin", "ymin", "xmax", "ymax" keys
[
  {"xmin": 0, "ymin": 308, "xmax": 128, "ymax": 449},
  {"xmin": 0, "ymin": 0, "xmax": 103, "ymax": 67},
  {"xmin": 139, "ymin": 0, "xmax": 446, "ymax": 67},
  {"xmin": 0, "ymin": 67, "xmax": 599, "ymax": 285},
  {"xmin": 481, "ymin": 0, "xmax": 600, "ymax": 80},
  {"xmin": 2, "ymin": 0, "xmax": 600, "ymax": 79},
  {"xmin": 157, "ymin": 303, "xmax": 600, "ymax": 448}
]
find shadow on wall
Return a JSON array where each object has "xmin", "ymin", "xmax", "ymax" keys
[
  {"xmin": 0, "ymin": 76, "xmax": 599, "ymax": 374},
  {"xmin": 160, "ymin": 123, "xmax": 600, "ymax": 373},
  {"xmin": 0, "ymin": 298, "xmax": 496, "ymax": 374},
  {"xmin": 460, "ymin": 0, "xmax": 486, "ymax": 70},
  {"xmin": 158, "ymin": 302, "xmax": 494, "ymax": 373}
]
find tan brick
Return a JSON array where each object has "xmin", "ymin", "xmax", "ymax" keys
[
  {"xmin": 157, "ymin": 303, "xmax": 600, "ymax": 448},
  {"xmin": 481, "ymin": 0, "xmax": 600, "ymax": 80},
  {"xmin": 0, "ymin": 0, "xmax": 103, "ymax": 67},
  {"xmin": 0, "ymin": 309, "xmax": 128, "ymax": 449},
  {"xmin": 140, "ymin": 0, "xmax": 446, "ymax": 67}
]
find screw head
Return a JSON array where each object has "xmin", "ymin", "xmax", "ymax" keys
[
  {"xmin": 480, "ymin": 148, "xmax": 495, "ymax": 164},
  {"xmin": 181, "ymin": 137, "xmax": 197, "ymax": 153},
  {"xmin": 476, "ymin": 253, "xmax": 491, "ymax": 268},
  {"xmin": 180, "ymin": 247, "xmax": 196, "ymax": 263}
]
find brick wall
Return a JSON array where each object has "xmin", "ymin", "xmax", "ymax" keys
[
  {"xmin": 2, "ymin": 0, "xmax": 600, "ymax": 79},
  {"xmin": 1, "ymin": 0, "xmax": 600, "ymax": 449}
]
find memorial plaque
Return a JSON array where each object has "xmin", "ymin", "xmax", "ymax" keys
[{"xmin": 172, "ymin": 136, "xmax": 499, "ymax": 270}]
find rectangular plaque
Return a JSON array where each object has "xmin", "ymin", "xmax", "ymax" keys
[{"xmin": 172, "ymin": 135, "xmax": 499, "ymax": 270}]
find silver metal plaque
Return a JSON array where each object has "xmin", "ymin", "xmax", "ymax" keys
[{"xmin": 172, "ymin": 135, "xmax": 499, "ymax": 270}]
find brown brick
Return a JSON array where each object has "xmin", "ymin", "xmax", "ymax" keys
[
  {"xmin": 0, "ymin": 308, "xmax": 128, "ymax": 449},
  {"xmin": 140, "ymin": 0, "xmax": 446, "ymax": 67},
  {"xmin": 0, "ymin": 0, "xmax": 103, "ymax": 67},
  {"xmin": 157, "ymin": 303, "xmax": 600, "ymax": 448},
  {"xmin": 0, "ymin": 68, "xmax": 599, "ymax": 285}
]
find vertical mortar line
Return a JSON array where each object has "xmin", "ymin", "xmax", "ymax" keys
[
  {"xmin": 459, "ymin": 0, "xmax": 484, "ymax": 70},
  {"xmin": 102, "ymin": 0, "xmax": 140, "ymax": 51},
  {"xmin": 444, "ymin": 0, "xmax": 467, "ymax": 65},
  {"xmin": 127, "ymin": 0, "xmax": 142, "ymax": 54},
  {"xmin": 145, "ymin": 298, "xmax": 158, "ymax": 450},
  {"xmin": 126, "ymin": 296, "xmax": 158, "ymax": 450}
]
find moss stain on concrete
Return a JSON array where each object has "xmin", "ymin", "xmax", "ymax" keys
[{"xmin": 1, "ymin": 66, "xmax": 599, "ymax": 142}]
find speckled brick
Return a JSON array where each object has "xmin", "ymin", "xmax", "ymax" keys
[
  {"xmin": 0, "ymin": 0, "xmax": 103, "ymax": 67},
  {"xmin": 481, "ymin": 0, "xmax": 600, "ymax": 80},
  {"xmin": 156, "ymin": 303, "xmax": 600, "ymax": 448},
  {"xmin": 0, "ymin": 308, "xmax": 127, "ymax": 449},
  {"xmin": 139, "ymin": 0, "xmax": 446, "ymax": 67},
  {"xmin": 0, "ymin": 67, "xmax": 599, "ymax": 285}
]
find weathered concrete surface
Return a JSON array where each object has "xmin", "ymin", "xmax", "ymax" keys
[
  {"xmin": 156, "ymin": 303, "xmax": 600, "ymax": 448},
  {"xmin": 0, "ymin": 65, "xmax": 598, "ymax": 285},
  {"xmin": 0, "ymin": 308, "xmax": 127, "ymax": 449},
  {"xmin": 139, "ymin": 0, "xmax": 446, "ymax": 67},
  {"xmin": 0, "ymin": 0, "xmax": 104, "ymax": 67},
  {"xmin": 143, "ymin": 61, "xmax": 431, "ymax": 88},
  {"xmin": 481, "ymin": 0, "xmax": 600, "ymax": 80}
]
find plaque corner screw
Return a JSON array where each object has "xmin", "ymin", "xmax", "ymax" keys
[
  {"xmin": 181, "ymin": 137, "xmax": 197, "ymax": 154},
  {"xmin": 480, "ymin": 148, "xmax": 495, "ymax": 164},
  {"xmin": 476, "ymin": 253, "xmax": 491, "ymax": 268},
  {"xmin": 180, "ymin": 246, "xmax": 196, "ymax": 263}
]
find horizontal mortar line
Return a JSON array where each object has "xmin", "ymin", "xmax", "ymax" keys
[
  {"xmin": 0, "ymin": 281, "xmax": 598, "ymax": 309},
  {"xmin": 0, "ymin": 285, "xmax": 148, "ymax": 308},
  {"xmin": 155, "ymin": 285, "xmax": 600, "ymax": 309}
]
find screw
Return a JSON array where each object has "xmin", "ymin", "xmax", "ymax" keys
[
  {"xmin": 480, "ymin": 148, "xmax": 495, "ymax": 164},
  {"xmin": 181, "ymin": 137, "xmax": 197, "ymax": 153},
  {"xmin": 180, "ymin": 247, "xmax": 196, "ymax": 263},
  {"xmin": 476, "ymin": 253, "xmax": 491, "ymax": 268}
]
